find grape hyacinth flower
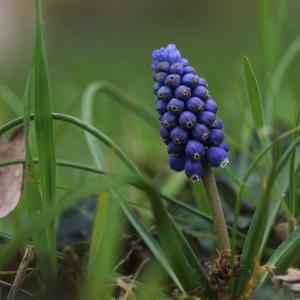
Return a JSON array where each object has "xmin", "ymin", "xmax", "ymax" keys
[{"xmin": 151, "ymin": 44, "xmax": 229, "ymax": 182}]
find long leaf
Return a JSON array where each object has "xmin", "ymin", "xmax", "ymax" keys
[
  {"xmin": 23, "ymin": 72, "xmax": 56, "ymax": 284},
  {"xmin": 235, "ymin": 136, "xmax": 300, "ymax": 295},
  {"xmin": 258, "ymin": 226, "xmax": 300, "ymax": 286},
  {"xmin": 243, "ymin": 56, "xmax": 267, "ymax": 146},
  {"xmin": 32, "ymin": 0, "xmax": 57, "ymax": 282}
]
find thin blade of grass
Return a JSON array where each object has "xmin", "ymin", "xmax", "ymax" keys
[
  {"xmin": 82, "ymin": 81, "xmax": 157, "ymax": 129},
  {"xmin": 258, "ymin": 226, "xmax": 300, "ymax": 286},
  {"xmin": 243, "ymin": 56, "xmax": 267, "ymax": 147},
  {"xmin": 143, "ymin": 183, "xmax": 213, "ymax": 296},
  {"xmin": 0, "ymin": 175, "xmax": 120, "ymax": 267},
  {"xmin": 265, "ymin": 32, "xmax": 300, "ymax": 124},
  {"xmin": 120, "ymin": 200, "xmax": 184, "ymax": 291},
  {"xmin": 79, "ymin": 194, "xmax": 122, "ymax": 300},
  {"xmin": 31, "ymin": 0, "xmax": 57, "ymax": 283},
  {"xmin": 23, "ymin": 72, "xmax": 57, "ymax": 284},
  {"xmin": 288, "ymin": 107, "xmax": 300, "ymax": 225},
  {"xmin": 235, "ymin": 136, "xmax": 300, "ymax": 295}
]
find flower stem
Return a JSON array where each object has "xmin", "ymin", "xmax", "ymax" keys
[{"xmin": 202, "ymin": 163, "xmax": 231, "ymax": 252}]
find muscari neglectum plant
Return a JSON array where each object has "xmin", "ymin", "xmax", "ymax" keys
[
  {"xmin": 152, "ymin": 44, "xmax": 231, "ymax": 253},
  {"xmin": 1, "ymin": 2, "xmax": 300, "ymax": 300}
]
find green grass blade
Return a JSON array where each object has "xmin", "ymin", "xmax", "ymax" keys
[
  {"xmin": 82, "ymin": 81, "xmax": 157, "ymax": 129},
  {"xmin": 32, "ymin": 0, "xmax": 57, "ymax": 282},
  {"xmin": 0, "ymin": 175, "xmax": 119, "ymax": 267},
  {"xmin": 258, "ymin": 226, "xmax": 300, "ymax": 286},
  {"xmin": 243, "ymin": 56, "xmax": 266, "ymax": 146},
  {"xmin": 288, "ymin": 107, "xmax": 300, "ymax": 223},
  {"xmin": 120, "ymin": 200, "xmax": 185, "ymax": 291},
  {"xmin": 235, "ymin": 136, "xmax": 300, "ymax": 295},
  {"xmin": 143, "ymin": 184, "xmax": 212, "ymax": 295},
  {"xmin": 79, "ymin": 195, "xmax": 122, "ymax": 300},
  {"xmin": 265, "ymin": 32, "xmax": 300, "ymax": 124},
  {"xmin": 23, "ymin": 72, "xmax": 57, "ymax": 284}
]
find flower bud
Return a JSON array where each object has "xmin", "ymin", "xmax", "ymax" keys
[
  {"xmin": 192, "ymin": 124, "xmax": 209, "ymax": 142},
  {"xmin": 181, "ymin": 73, "xmax": 199, "ymax": 87},
  {"xmin": 165, "ymin": 74, "xmax": 181, "ymax": 88},
  {"xmin": 154, "ymin": 72, "xmax": 168, "ymax": 83},
  {"xmin": 167, "ymin": 98, "xmax": 185, "ymax": 115},
  {"xmin": 169, "ymin": 62, "xmax": 184, "ymax": 75},
  {"xmin": 175, "ymin": 85, "xmax": 191, "ymax": 100},
  {"xmin": 156, "ymin": 100, "xmax": 168, "ymax": 114},
  {"xmin": 198, "ymin": 77, "xmax": 208, "ymax": 87},
  {"xmin": 208, "ymin": 129, "xmax": 224, "ymax": 146},
  {"xmin": 193, "ymin": 85, "xmax": 209, "ymax": 99},
  {"xmin": 186, "ymin": 97, "xmax": 205, "ymax": 113},
  {"xmin": 205, "ymin": 99, "xmax": 218, "ymax": 113},
  {"xmin": 178, "ymin": 58, "xmax": 189, "ymax": 66},
  {"xmin": 185, "ymin": 160, "xmax": 204, "ymax": 182},
  {"xmin": 170, "ymin": 126, "xmax": 189, "ymax": 144},
  {"xmin": 160, "ymin": 127, "xmax": 171, "ymax": 144},
  {"xmin": 153, "ymin": 82, "xmax": 162, "ymax": 94},
  {"xmin": 219, "ymin": 141, "xmax": 229, "ymax": 152},
  {"xmin": 168, "ymin": 142, "xmax": 185, "ymax": 156},
  {"xmin": 169, "ymin": 155, "xmax": 185, "ymax": 172},
  {"xmin": 198, "ymin": 111, "xmax": 216, "ymax": 127},
  {"xmin": 179, "ymin": 111, "xmax": 197, "ymax": 129},
  {"xmin": 156, "ymin": 61, "xmax": 170, "ymax": 72},
  {"xmin": 211, "ymin": 118, "xmax": 223, "ymax": 129},
  {"xmin": 185, "ymin": 140, "xmax": 205, "ymax": 161},
  {"xmin": 157, "ymin": 86, "xmax": 172, "ymax": 100},
  {"xmin": 183, "ymin": 66, "xmax": 196, "ymax": 75},
  {"xmin": 207, "ymin": 147, "xmax": 229, "ymax": 168},
  {"xmin": 161, "ymin": 112, "xmax": 178, "ymax": 128}
]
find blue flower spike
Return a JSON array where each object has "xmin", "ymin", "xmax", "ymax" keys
[{"xmin": 152, "ymin": 44, "xmax": 229, "ymax": 181}]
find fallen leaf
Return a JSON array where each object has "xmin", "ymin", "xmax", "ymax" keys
[
  {"xmin": 0, "ymin": 127, "xmax": 25, "ymax": 218},
  {"xmin": 272, "ymin": 268, "xmax": 300, "ymax": 296},
  {"xmin": 274, "ymin": 268, "xmax": 300, "ymax": 283}
]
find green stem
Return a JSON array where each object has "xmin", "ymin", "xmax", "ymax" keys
[{"xmin": 202, "ymin": 164, "xmax": 231, "ymax": 252}]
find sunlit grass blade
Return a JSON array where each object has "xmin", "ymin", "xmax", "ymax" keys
[
  {"xmin": 258, "ymin": 226, "xmax": 300, "ymax": 286},
  {"xmin": 243, "ymin": 56, "xmax": 267, "ymax": 146},
  {"xmin": 32, "ymin": 0, "xmax": 57, "ymax": 282}
]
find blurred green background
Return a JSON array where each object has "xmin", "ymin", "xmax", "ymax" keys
[{"xmin": 1, "ymin": 0, "xmax": 300, "ymax": 185}]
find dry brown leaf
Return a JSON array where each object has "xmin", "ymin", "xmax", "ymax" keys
[
  {"xmin": 273, "ymin": 268, "xmax": 300, "ymax": 296},
  {"xmin": 0, "ymin": 127, "xmax": 25, "ymax": 218},
  {"xmin": 275, "ymin": 268, "xmax": 300, "ymax": 283}
]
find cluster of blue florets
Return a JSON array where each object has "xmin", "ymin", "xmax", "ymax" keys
[{"xmin": 151, "ymin": 44, "xmax": 229, "ymax": 182}]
